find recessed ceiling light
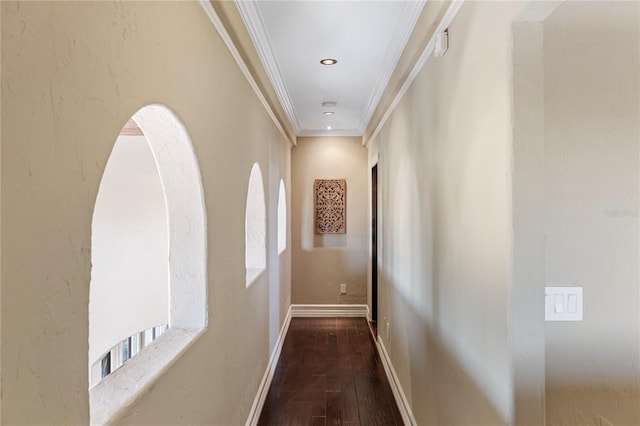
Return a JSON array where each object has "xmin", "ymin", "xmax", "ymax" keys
[
  {"xmin": 323, "ymin": 111, "xmax": 334, "ymax": 115},
  {"xmin": 326, "ymin": 126, "xmax": 332, "ymax": 130},
  {"xmin": 320, "ymin": 58, "xmax": 337, "ymax": 65},
  {"xmin": 322, "ymin": 101, "xmax": 337, "ymax": 108}
]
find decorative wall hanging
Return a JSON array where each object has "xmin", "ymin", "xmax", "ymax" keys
[{"xmin": 314, "ymin": 179, "xmax": 346, "ymax": 234}]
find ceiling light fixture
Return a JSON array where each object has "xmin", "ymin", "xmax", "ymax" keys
[
  {"xmin": 323, "ymin": 111, "xmax": 334, "ymax": 115},
  {"xmin": 326, "ymin": 126, "xmax": 332, "ymax": 130},
  {"xmin": 320, "ymin": 58, "xmax": 337, "ymax": 65}
]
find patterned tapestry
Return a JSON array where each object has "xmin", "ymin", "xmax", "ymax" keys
[{"xmin": 314, "ymin": 179, "xmax": 346, "ymax": 234}]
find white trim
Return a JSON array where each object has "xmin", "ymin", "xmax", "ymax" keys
[
  {"xmin": 290, "ymin": 304, "xmax": 369, "ymax": 318},
  {"xmin": 198, "ymin": 1, "xmax": 295, "ymax": 147},
  {"xmin": 297, "ymin": 128, "xmax": 363, "ymax": 138},
  {"xmin": 245, "ymin": 306, "xmax": 293, "ymax": 426},
  {"xmin": 235, "ymin": 1, "xmax": 302, "ymax": 134},
  {"xmin": 376, "ymin": 337, "xmax": 417, "ymax": 426},
  {"xmin": 363, "ymin": 0, "xmax": 465, "ymax": 146},
  {"xmin": 368, "ymin": 152, "xmax": 380, "ymax": 170},
  {"xmin": 357, "ymin": 0, "xmax": 425, "ymax": 135}
]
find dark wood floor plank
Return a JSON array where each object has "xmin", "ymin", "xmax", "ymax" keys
[
  {"xmin": 257, "ymin": 317, "xmax": 401, "ymax": 426},
  {"xmin": 339, "ymin": 376, "xmax": 360, "ymax": 424},
  {"xmin": 354, "ymin": 373, "xmax": 398, "ymax": 425},
  {"xmin": 310, "ymin": 416, "xmax": 326, "ymax": 426}
]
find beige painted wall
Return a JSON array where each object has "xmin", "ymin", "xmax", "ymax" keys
[
  {"xmin": 1, "ymin": 1, "xmax": 291, "ymax": 424},
  {"xmin": 543, "ymin": 2, "xmax": 640, "ymax": 424},
  {"xmin": 292, "ymin": 137, "xmax": 368, "ymax": 304},
  {"xmin": 0, "ymin": 4, "xmax": 3, "ymax": 419},
  {"xmin": 0, "ymin": 3, "xmax": 3, "ymax": 418},
  {"xmin": 369, "ymin": 1, "xmax": 639, "ymax": 425},
  {"xmin": 369, "ymin": 2, "xmax": 530, "ymax": 424}
]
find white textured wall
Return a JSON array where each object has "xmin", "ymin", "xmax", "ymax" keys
[
  {"xmin": 246, "ymin": 163, "xmax": 266, "ymax": 280},
  {"xmin": 1, "ymin": 1, "xmax": 291, "ymax": 424},
  {"xmin": 89, "ymin": 135, "xmax": 169, "ymax": 367},
  {"xmin": 278, "ymin": 180, "xmax": 286, "ymax": 254},
  {"xmin": 292, "ymin": 136, "xmax": 368, "ymax": 304},
  {"xmin": 543, "ymin": 2, "xmax": 640, "ymax": 424}
]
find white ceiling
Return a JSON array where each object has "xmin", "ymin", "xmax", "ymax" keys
[{"xmin": 235, "ymin": 1, "xmax": 424, "ymax": 137}]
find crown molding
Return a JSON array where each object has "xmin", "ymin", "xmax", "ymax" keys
[
  {"xmin": 357, "ymin": 0, "xmax": 425, "ymax": 135},
  {"xmin": 363, "ymin": 0, "xmax": 465, "ymax": 146},
  {"xmin": 297, "ymin": 128, "xmax": 362, "ymax": 138},
  {"xmin": 199, "ymin": 0, "xmax": 296, "ymax": 146},
  {"xmin": 235, "ymin": 1, "xmax": 302, "ymax": 135},
  {"xmin": 204, "ymin": 0, "xmax": 464, "ymax": 145}
]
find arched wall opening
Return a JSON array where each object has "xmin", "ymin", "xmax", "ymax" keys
[
  {"xmin": 245, "ymin": 163, "xmax": 266, "ymax": 286},
  {"xmin": 88, "ymin": 121, "xmax": 170, "ymax": 386},
  {"xmin": 89, "ymin": 104, "xmax": 207, "ymax": 423},
  {"xmin": 277, "ymin": 179, "xmax": 287, "ymax": 254}
]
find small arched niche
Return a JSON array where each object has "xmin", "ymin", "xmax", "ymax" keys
[
  {"xmin": 89, "ymin": 105, "xmax": 207, "ymax": 423},
  {"xmin": 245, "ymin": 163, "xmax": 266, "ymax": 286},
  {"xmin": 277, "ymin": 179, "xmax": 287, "ymax": 254}
]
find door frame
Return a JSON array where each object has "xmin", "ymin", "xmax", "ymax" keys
[{"xmin": 371, "ymin": 163, "xmax": 379, "ymax": 326}]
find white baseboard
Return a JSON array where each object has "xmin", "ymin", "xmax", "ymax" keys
[
  {"xmin": 376, "ymin": 337, "xmax": 417, "ymax": 426},
  {"xmin": 245, "ymin": 305, "xmax": 293, "ymax": 426},
  {"xmin": 290, "ymin": 304, "xmax": 369, "ymax": 317}
]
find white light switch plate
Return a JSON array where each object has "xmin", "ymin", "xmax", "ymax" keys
[{"xmin": 545, "ymin": 286, "xmax": 583, "ymax": 321}]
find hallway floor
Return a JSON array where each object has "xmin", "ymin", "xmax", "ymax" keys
[{"xmin": 258, "ymin": 317, "xmax": 403, "ymax": 425}]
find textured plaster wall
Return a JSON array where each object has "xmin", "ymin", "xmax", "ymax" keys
[
  {"xmin": 292, "ymin": 137, "xmax": 368, "ymax": 304},
  {"xmin": 246, "ymin": 163, "xmax": 267, "ymax": 283},
  {"xmin": 278, "ymin": 180, "xmax": 287, "ymax": 254},
  {"xmin": 543, "ymin": 2, "xmax": 640, "ymax": 424},
  {"xmin": 1, "ymin": 1, "xmax": 291, "ymax": 424},
  {"xmin": 369, "ymin": 2, "xmax": 530, "ymax": 424},
  {"xmin": 89, "ymin": 135, "xmax": 169, "ymax": 368},
  {"xmin": 271, "ymin": 148, "xmax": 291, "ymax": 352}
]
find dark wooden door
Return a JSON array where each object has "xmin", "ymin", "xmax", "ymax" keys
[{"xmin": 371, "ymin": 164, "xmax": 378, "ymax": 325}]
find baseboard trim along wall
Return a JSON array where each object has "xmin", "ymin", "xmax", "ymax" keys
[
  {"xmin": 376, "ymin": 337, "xmax": 417, "ymax": 426},
  {"xmin": 245, "ymin": 305, "xmax": 293, "ymax": 426},
  {"xmin": 290, "ymin": 304, "xmax": 370, "ymax": 317}
]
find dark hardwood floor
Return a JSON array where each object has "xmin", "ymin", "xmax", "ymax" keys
[{"xmin": 258, "ymin": 317, "xmax": 403, "ymax": 426}]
